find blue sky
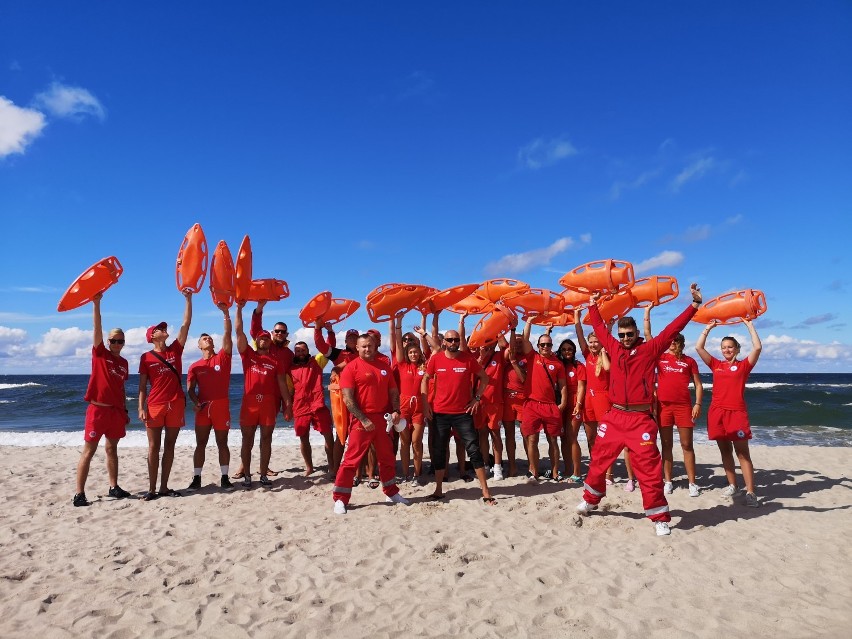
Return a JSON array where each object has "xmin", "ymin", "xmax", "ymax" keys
[{"xmin": 1, "ymin": 2, "xmax": 851, "ymax": 374}]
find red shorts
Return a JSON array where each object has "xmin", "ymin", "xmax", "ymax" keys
[
  {"xmin": 502, "ymin": 391, "xmax": 525, "ymax": 422},
  {"xmin": 707, "ymin": 405, "xmax": 752, "ymax": 441},
  {"xmin": 239, "ymin": 394, "xmax": 278, "ymax": 428},
  {"xmin": 84, "ymin": 404, "xmax": 127, "ymax": 443},
  {"xmin": 657, "ymin": 401, "xmax": 695, "ymax": 428},
  {"xmin": 146, "ymin": 398, "xmax": 186, "ymax": 428},
  {"xmin": 195, "ymin": 398, "xmax": 231, "ymax": 431},
  {"xmin": 294, "ymin": 405, "xmax": 333, "ymax": 437},
  {"xmin": 399, "ymin": 395, "xmax": 424, "ymax": 426},
  {"xmin": 474, "ymin": 401, "xmax": 503, "ymax": 431},
  {"xmin": 583, "ymin": 389, "xmax": 611, "ymax": 423},
  {"xmin": 521, "ymin": 400, "xmax": 562, "ymax": 438}
]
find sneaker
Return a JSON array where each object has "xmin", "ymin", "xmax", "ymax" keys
[
  {"xmin": 655, "ymin": 521, "xmax": 671, "ymax": 536},
  {"xmin": 386, "ymin": 493, "xmax": 410, "ymax": 505},
  {"xmin": 688, "ymin": 483, "xmax": 701, "ymax": 497},
  {"xmin": 221, "ymin": 475, "xmax": 234, "ymax": 490},
  {"xmin": 333, "ymin": 499, "xmax": 347, "ymax": 515},
  {"xmin": 663, "ymin": 481, "xmax": 673, "ymax": 495},
  {"xmin": 624, "ymin": 479, "xmax": 635, "ymax": 493},
  {"xmin": 576, "ymin": 500, "xmax": 598, "ymax": 515},
  {"xmin": 187, "ymin": 476, "xmax": 202, "ymax": 491},
  {"xmin": 259, "ymin": 474, "xmax": 271, "ymax": 486},
  {"xmin": 493, "ymin": 465, "xmax": 504, "ymax": 481},
  {"xmin": 721, "ymin": 484, "xmax": 737, "ymax": 497},
  {"xmin": 108, "ymin": 485, "xmax": 131, "ymax": 499},
  {"xmin": 242, "ymin": 475, "xmax": 252, "ymax": 488},
  {"xmin": 73, "ymin": 492, "xmax": 91, "ymax": 507},
  {"xmin": 744, "ymin": 492, "xmax": 760, "ymax": 508},
  {"xmin": 605, "ymin": 476, "xmax": 614, "ymax": 486},
  {"xmin": 526, "ymin": 472, "xmax": 539, "ymax": 484},
  {"xmin": 542, "ymin": 469, "xmax": 553, "ymax": 480},
  {"xmin": 409, "ymin": 476, "xmax": 420, "ymax": 487}
]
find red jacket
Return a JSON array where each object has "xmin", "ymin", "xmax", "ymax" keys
[
  {"xmin": 589, "ymin": 302, "xmax": 696, "ymax": 408},
  {"xmin": 290, "ymin": 358, "xmax": 326, "ymax": 417}
]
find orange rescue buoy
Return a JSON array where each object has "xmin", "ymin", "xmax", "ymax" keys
[
  {"xmin": 692, "ymin": 289, "xmax": 767, "ymax": 325},
  {"xmin": 57, "ymin": 256, "xmax": 124, "ymax": 312},
  {"xmin": 468, "ymin": 305, "xmax": 518, "ymax": 348},
  {"xmin": 631, "ymin": 276, "xmax": 679, "ymax": 308},
  {"xmin": 175, "ymin": 223, "xmax": 209, "ymax": 293},
  {"xmin": 319, "ymin": 299, "xmax": 361, "ymax": 326},
  {"xmin": 366, "ymin": 284, "xmax": 433, "ymax": 322},
  {"xmin": 477, "ymin": 279, "xmax": 530, "ymax": 303},
  {"xmin": 560, "ymin": 259, "xmax": 634, "ymax": 294},
  {"xmin": 246, "ymin": 279, "xmax": 290, "ymax": 302},
  {"xmin": 448, "ymin": 292, "xmax": 494, "ymax": 315},
  {"xmin": 560, "ymin": 288, "xmax": 591, "ymax": 310},
  {"xmin": 209, "ymin": 241, "xmax": 236, "ymax": 308},
  {"xmin": 300, "ymin": 291, "xmax": 333, "ymax": 327},
  {"xmin": 416, "ymin": 283, "xmax": 480, "ymax": 314},
  {"xmin": 583, "ymin": 290, "xmax": 635, "ymax": 325},
  {"xmin": 234, "ymin": 235, "xmax": 253, "ymax": 302},
  {"xmin": 367, "ymin": 283, "xmax": 406, "ymax": 301},
  {"xmin": 500, "ymin": 288, "xmax": 565, "ymax": 319},
  {"xmin": 530, "ymin": 311, "xmax": 575, "ymax": 327}
]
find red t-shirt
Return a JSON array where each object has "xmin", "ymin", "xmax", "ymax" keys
[
  {"xmin": 656, "ymin": 353, "xmax": 700, "ymax": 405},
  {"xmin": 139, "ymin": 341, "xmax": 184, "ymax": 405},
  {"xmin": 240, "ymin": 348, "xmax": 285, "ymax": 396},
  {"xmin": 339, "ymin": 356, "xmax": 397, "ymax": 415},
  {"xmin": 582, "ymin": 349, "xmax": 610, "ymax": 394},
  {"xmin": 290, "ymin": 358, "xmax": 326, "ymax": 416},
  {"xmin": 187, "ymin": 350, "xmax": 232, "ymax": 402},
  {"xmin": 522, "ymin": 352, "xmax": 565, "ymax": 404},
  {"xmin": 562, "ymin": 359, "xmax": 586, "ymax": 404},
  {"xmin": 503, "ymin": 350, "xmax": 527, "ymax": 401},
  {"xmin": 84, "ymin": 343, "xmax": 129, "ymax": 407},
  {"xmin": 397, "ymin": 361, "xmax": 426, "ymax": 398},
  {"xmin": 708, "ymin": 356, "xmax": 754, "ymax": 411},
  {"xmin": 426, "ymin": 351, "xmax": 482, "ymax": 414},
  {"xmin": 479, "ymin": 350, "xmax": 506, "ymax": 405}
]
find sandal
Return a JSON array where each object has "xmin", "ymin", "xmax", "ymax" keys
[
  {"xmin": 368, "ymin": 478, "xmax": 380, "ymax": 489},
  {"xmin": 482, "ymin": 497, "xmax": 498, "ymax": 506},
  {"xmin": 555, "ymin": 472, "xmax": 565, "ymax": 482},
  {"xmin": 265, "ymin": 469, "xmax": 280, "ymax": 477},
  {"xmin": 353, "ymin": 476, "xmax": 362, "ymax": 487},
  {"xmin": 158, "ymin": 488, "xmax": 182, "ymax": 498},
  {"xmin": 569, "ymin": 475, "xmax": 583, "ymax": 483},
  {"xmin": 141, "ymin": 491, "xmax": 159, "ymax": 501},
  {"xmin": 231, "ymin": 471, "xmax": 245, "ymax": 479}
]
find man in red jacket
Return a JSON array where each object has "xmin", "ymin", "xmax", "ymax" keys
[
  {"xmin": 576, "ymin": 284, "xmax": 702, "ymax": 536},
  {"xmin": 290, "ymin": 341, "xmax": 334, "ymax": 476}
]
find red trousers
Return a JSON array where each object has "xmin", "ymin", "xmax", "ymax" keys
[
  {"xmin": 332, "ymin": 412, "xmax": 399, "ymax": 505},
  {"xmin": 582, "ymin": 408, "xmax": 670, "ymax": 522}
]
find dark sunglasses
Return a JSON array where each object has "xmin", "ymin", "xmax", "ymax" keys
[
  {"xmin": 538, "ymin": 342, "xmax": 553, "ymax": 347},
  {"xmin": 618, "ymin": 332, "xmax": 635, "ymax": 339},
  {"xmin": 109, "ymin": 338, "xmax": 125, "ymax": 345},
  {"xmin": 272, "ymin": 329, "xmax": 287, "ymax": 334},
  {"xmin": 444, "ymin": 337, "xmax": 461, "ymax": 343}
]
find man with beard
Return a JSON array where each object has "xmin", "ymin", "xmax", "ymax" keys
[{"xmin": 290, "ymin": 341, "xmax": 335, "ymax": 476}]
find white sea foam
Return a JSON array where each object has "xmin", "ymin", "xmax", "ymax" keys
[
  {"xmin": 0, "ymin": 383, "xmax": 45, "ymax": 391},
  {"xmin": 0, "ymin": 400, "xmax": 13, "ymax": 404},
  {"xmin": 0, "ymin": 429, "xmax": 302, "ymax": 448},
  {"xmin": 745, "ymin": 382, "xmax": 792, "ymax": 389},
  {"xmin": 803, "ymin": 400, "xmax": 821, "ymax": 406}
]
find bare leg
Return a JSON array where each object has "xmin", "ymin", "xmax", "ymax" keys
[
  {"xmin": 75, "ymin": 440, "xmax": 99, "ymax": 494},
  {"xmin": 300, "ymin": 433, "xmax": 314, "ymax": 475},
  {"xmin": 104, "ymin": 437, "xmax": 119, "ymax": 487},
  {"xmin": 146, "ymin": 427, "xmax": 163, "ymax": 493},
  {"xmin": 322, "ymin": 430, "xmax": 334, "ymax": 474},
  {"xmin": 159, "ymin": 427, "xmax": 180, "ymax": 493},
  {"xmin": 259, "ymin": 426, "xmax": 274, "ymax": 475},
  {"xmin": 241, "ymin": 425, "xmax": 257, "ymax": 477},
  {"xmin": 678, "ymin": 426, "xmax": 696, "ymax": 484},
  {"xmin": 502, "ymin": 420, "xmax": 517, "ymax": 476},
  {"xmin": 660, "ymin": 426, "xmax": 674, "ymax": 482},
  {"xmin": 399, "ymin": 428, "xmax": 412, "ymax": 478},
  {"xmin": 489, "ymin": 428, "xmax": 503, "ymax": 466},
  {"xmin": 717, "ymin": 440, "xmax": 738, "ymax": 487},
  {"xmin": 734, "ymin": 440, "xmax": 756, "ymax": 493},
  {"xmin": 411, "ymin": 423, "xmax": 425, "ymax": 476},
  {"xmin": 524, "ymin": 433, "xmax": 540, "ymax": 477},
  {"xmin": 546, "ymin": 433, "xmax": 560, "ymax": 476},
  {"xmin": 194, "ymin": 425, "xmax": 212, "ymax": 471},
  {"xmin": 570, "ymin": 418, "xmax": 583, "ymax": 477}
]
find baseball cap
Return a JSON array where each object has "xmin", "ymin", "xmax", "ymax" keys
[
  {"xmin": 366, "ymin": 328, "xmax": 381, "ymax": 343},
  {"xmin": 345, "ymin": 329, "xmax": 359, "ymax": 337},
  {"xmin": 146, "ymin": 322, "xmax": 168, "ymax": 343},
  {"xmin": 256, "ymin": 330, "xmax": 272, "ymax": 341}
]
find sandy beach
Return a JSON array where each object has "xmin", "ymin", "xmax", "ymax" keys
[{"xmin": 1, "ymin": 442, "xmax": 850, "ymax": 638}]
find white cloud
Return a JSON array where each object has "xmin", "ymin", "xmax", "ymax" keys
[
  {"xmin": 610, "ymin": 169, "xmax": 660, "ymax": 200},
  {"xmin": 0, "ymin": 96, "xmax": 47, "ymax": 158},
  {"xmin": 34, "ymin": 327, "xmax": 90, "ymax": 357},
  {"xmin": 517, "ymin": 136, "xmax": 577, "ymax": 170},
  {"xmin": 0, "ymin": 327, "xmax": 28, "ymax": 356},
  {"xmin": 671, "ymin": 156, "xmax": 716, "ymax": 192},
  {"xmin": 33, "ymin": 82, "xmax": 105, "ymax": 121},
  {"xmin": 634, "ymin": 250, "xmax": 684, "ymax": 275},
  {"xmin": 485, "ymin": 236, "xmax": 583, "ymax": 276}
]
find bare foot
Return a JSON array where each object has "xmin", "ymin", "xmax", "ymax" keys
[{"xmin": 304, "ymin": 467, "xmax": 314, "ymax": 477}]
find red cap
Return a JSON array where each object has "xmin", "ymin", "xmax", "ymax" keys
[
  {"xmin": 256, "ymin": 330, "xmax": 272, "ymax": 341},
  {"xmin": 146, "ymin": 322, "xmax": 168, "ymax": 343},
  {"xmin": 366, "ymin": 328, "xmax": 381, "ymax": 341},
  {"xmin": 346, "ymin": 328, "xmax": 359, "ymax": 337}
]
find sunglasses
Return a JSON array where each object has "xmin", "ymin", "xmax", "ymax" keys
[
  {"xmin": 618, "ymin": 332, "xmax": 636, "ymax": 339},
  {"xmin": 272, "ymin": 329, "xmax": 287, "ymax": 334},
  {"xmin": 538, "ymin": 342, "xmax": 553, "ymax": 347},
  {"xmin": 444, "ymin": 337, "xmax": 461, "ymax": 343},
  {"xmin": 109, "ymin": 338, "xmax": 125, "ymax": 345}
]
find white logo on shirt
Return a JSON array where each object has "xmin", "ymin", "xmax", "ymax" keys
[
  {"xmin": 730, "ymin": 365, "xmax": 738, "ymax": 372},
  {"xmin": 490, "ymin": 361, "xmax": 497, "ymax": 367},
  {"xmin": 418, "ymin": 370, "xmax": 424, "ymax": 376},
  {"xmin": 548, "ymin": 364, "xmax": 555, "ymax": 370},
  {"xmin": 569, "ymin": 371, "xmax": 575, "ymax": 378},
  {"xmin": 380, "ymin": 370, "xmax": 387, "ymax": 376},
  {"xmin": 214, "ymin": 365, "xmax": 221, "ymax": 372},
  {"xmin": 642, "ymin": 432, "xmax": 651, "ymax": 441}
]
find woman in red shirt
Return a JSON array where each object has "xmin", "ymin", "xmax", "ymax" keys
[
  {"xmin": 393, "ymin": 318, "xmax": 428, "ymax": 485},
  {"xmin": 695, "ymin": 319, "xmax": 762, "ymax": 507},
  {"xmin": 554, "ymin": 335, "xmax": 586, "ymax": 482}
]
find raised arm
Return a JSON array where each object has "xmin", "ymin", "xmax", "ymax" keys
[
  {"xmin": 695, "ymin": 321, "xmax": 715, "ymax": 367},
  {"xmin": 250, "ymin": 300, "xmax": 266, "ymax": 339},
  {"xmin": 220, "ymin": 303, "xmax": 233, "ymax": 354},
  {"xmin": 459, "ymin": 312, "xmax": 469, "ymax": 352},
  {"xmin": 418, "ymin": 312, "xmax": 430, "ymax": 355},
  {"xmin": 176, "ymin": 289, "xmax": 193, "ymax": 346},
  {"xmin": 643, "ymin": 305, "xmax": 653, "ymax": 341},
  {"xmin": 314, "ymin": 322, "xmax": 335, "ymax": 358},
  {"xmin": 744, "ymin": 319, "xmax": 762, "ymax": 366},
  {"xmin": 92, "ymin": 292, "xmax": 104, "ymax": 347},
  {"xmin": 235, "ymin": 301, "xmax": 249, "ymax": 354},
  {"xmin": 392, "ymin": 315, "xmax": 405, "ymax": 364},
  {"xmin": 521, "ymin": 317, "xmax": 534, "ymax": 355},
  {"xmin": 574, "ymin": 310, "xmax": 589, "ymax": 354}
]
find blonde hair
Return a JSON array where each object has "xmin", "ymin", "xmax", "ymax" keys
[{"xmin": 108, "ymin": 328, "xmax": 124, "ymax": 338}]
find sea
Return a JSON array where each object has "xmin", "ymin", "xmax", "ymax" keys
[{"xmin": 1, "ymin": 373, "xmax": 851, "ymax": 448}]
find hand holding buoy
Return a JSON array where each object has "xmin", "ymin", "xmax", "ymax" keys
[{"xmin": 690, "ymin": 283, "xmax": 702, "ymax": 305}]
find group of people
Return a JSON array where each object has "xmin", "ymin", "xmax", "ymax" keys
[{"xmin": 74, "ymin": 283, "xmax": 763, "ymax": 536}]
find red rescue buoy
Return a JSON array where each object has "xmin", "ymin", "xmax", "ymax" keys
[
  {"xmin": 416, "ymin": 284, "xmax": 480, "ymax": 314},
  {"xmin": 500, "ymin": 288, "xmax": 565, "ymax": 319},
  {"xmin": 175, "ymin": 223, "xmax": 209, "ymax": 293},
  {"xmin": 366, "ymin": 284, "xmax": 433, "ymax": 322},
  {"xmin": 468, "ymin": 305, "xmax": 518, "ymax": 348},
  {"xmin": 583, "ymin": 290, "xmax": 635, "ymax": 325},
  {"xmin": 57, "ymin": 256, "xmax": 124, "ymax": 312},
  {"xmin": 209, "ymin": 241, "xmax": 236, "ymax": 308},
  {"xmin": 631, "ymin": 276, "xmax": 679, "ymax": 308},
  {"xmin": 559, "ymin": 259, "xmax": 634, "ymax": 294},
  {"xmin": 477, "ymin": 279, "xmax": 530, "ymax": 303},
  {"xmin": 319, "ymin": 299, "xmax": 361, "ymax": 326},
  {"xmin": 234, "ymin": 235, "xmax": 253, "ymax": 303},
  {"xmin": 692, "ymin": 289, "xmax": 767, "ymax": 325},
  {"xmin": 300, "ymin": 291, "xmax": 333, "ymax": 326},
  {"xmin": 246, "ymin": 279, "xmax": 290, "ymax": 302}
]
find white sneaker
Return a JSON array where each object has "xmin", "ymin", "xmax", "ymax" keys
[
  {"xmin": 655, "ymin": 521, "xmax": 671, "ymax": 536},
  {"xmin": 576, "ymin": 500, "xmax": 598, "ymax": 515},
  {"xmin": 409, "ymin": 477, "xmax": 420, "ymax": 487},
  {"xmin": 493, "ymin": 465, "xmax": 504, "ymax": 481},
  {"xmin": 744, "ymin": 492, "xmax": 760, "ymax": 508},
  {"xmin": 624, "ymin": 479, "xmax": 635, "ymax": 492},
  {"xmin": 721, "ymin": 484, "xmax": 738, "ymax": 497},
  {"xmin": 333, "ymin": 499, "xmax": 347, "ymax": 515},
  {"xmin": 688, "ymin": 483, "xmax": 701, "ymax": 497},
  {"xmin": 663, "ymin": 481, "xmax": 673, "ymax": 495},
  {"xmin": 386, "ymin": 493, "xmax": 410, "ymax": 506}
]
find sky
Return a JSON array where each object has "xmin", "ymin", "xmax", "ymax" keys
[{"xmin": 1, "ymin": 2, "xmax": 851, "ymax": 374}]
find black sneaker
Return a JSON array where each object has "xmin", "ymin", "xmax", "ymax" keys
[
  {"xmin": 108, "ymin": 485, "xmax": 131, "ymax": 499},
  {"xmin": 542, "ymin": 469, "xmax": 553, "ymax": 481},
  {"xmin": 259, "ymin": 474, "xmax": 271, "ymax": 486},
  {"xmin": 242, "ymin": 475, "xmax": 252, "ymax": 488},
  {"xmin": 73, "ymin": 492, "xmax": 91, "ymax": 507},
  {"xmin": 187, "ymin": 476, "xmax": 202, "ymax": 491},
  {"xmin": 221, "ymin": 475, "xmax": 234, "ymax": 490}
]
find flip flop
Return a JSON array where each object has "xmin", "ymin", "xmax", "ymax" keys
[
  {"xmin": 265, "ymin": 469, "xmax": 280, "ymax": 477},
  {"xmin": 569, "ymin": 475, "xmax": 583, "ymax": 483},
  {"xmin": 141, "ymin": 492, "xmax": 159, "ymax": 501},
  {"xmin": 231, "ymin": 471, "xmax": 245, "ymax": 479},
  {"xmin": 482, "ymin": 497, "xmax": 498, "ymax": 506},
  {"xmin": 368, "ymin": 478, "xmax": 380, "ymax": 489},
  {"xmin": 158, "ymin": 488, "xmax": 182, "ymax": 498}
]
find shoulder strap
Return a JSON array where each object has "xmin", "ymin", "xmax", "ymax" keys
[
  {"xmin": 149, "ymin": 350, "xmax": 184, "ymax": 390},
  {"xmin": 538, "ymin": 355, "xmax": 560, "ymax": 404}
]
